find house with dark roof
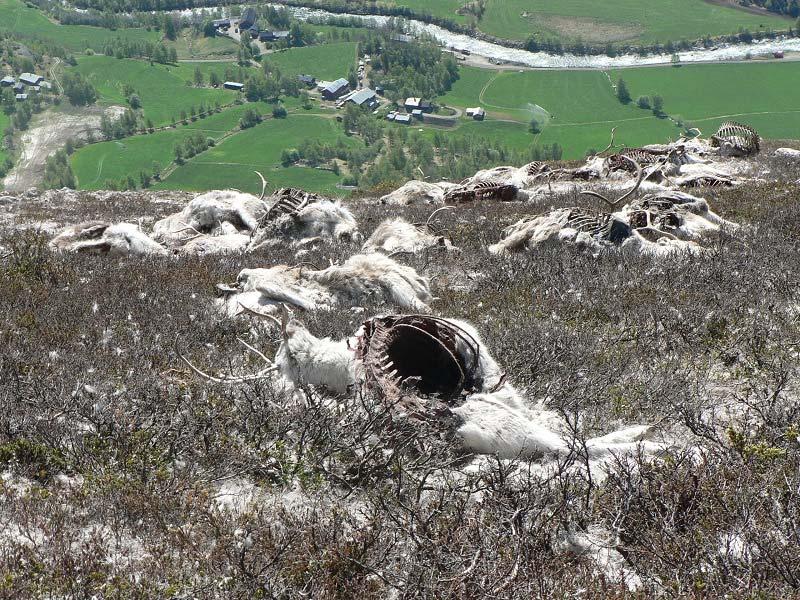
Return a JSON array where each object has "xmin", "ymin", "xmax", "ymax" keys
[
  {"xmin": 248, "ymin": 25, "xmax": 260, "ymax": 39},
  {"xmin": 19, "ymin": 72, "xmax": 43, "ymax": 86},
  {"xmin": 347, "ymin": 87, "xmax": 378, "ymax": 108},
  {"xmin": 212, "ymin": 18, "xmax": 230, "ymax": 28},
  {"xmin": 322, "ymin": 78, "xmax": 349, "ymax": 100},
  {"xmin": 239, "ymin": 7, "xmax": 257, "ymax": 31},
  {"xmin": 298, "ymin": 74, "xmax": 316, "ymax": 87}
]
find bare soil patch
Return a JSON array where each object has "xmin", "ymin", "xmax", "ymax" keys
[
  {"xmin": 2, "ymin": 104, "xmax": 125, "ymax": 192},
  {"xmin": 523, "ymin": 13, "xmax": 644, "ymax": 43}
]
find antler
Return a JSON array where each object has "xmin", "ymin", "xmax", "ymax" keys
[
  {"xmin": 174, "ymin": 335, "xmax": 278, "ymax": 384},
  {"xmin": 595, "ymin": 126, "xmax": 617, "ymax": 156},
  {"xmin": 425, "ymin": 206, "xmax": 455, "ymax": 233},
  {"xmin": 254, "ymin": 171, "xmax": 268, "ymax": 201},
  {"xmin": 580, "ymin": 156, "xmax": 643, "ymax": 208}
]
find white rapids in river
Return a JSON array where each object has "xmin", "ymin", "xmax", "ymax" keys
[{"xmin": 265, "ymin": 3, "xmax": 800, "ymax": 69}]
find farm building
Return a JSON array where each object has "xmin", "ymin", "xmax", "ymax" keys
[
  {"xmin": 404, "ymin": 97, "xmax": 432, "ymax": 113},
  {"xmin": 348, "ymin": 88, "xmax": 379, "ymax": 108},
  {"xmin": 395, "ymin": 114, "xmax": 412, "ymax": 124},
  {"xmin": 0, "ymin": 76, "xmax": 14, "ymax": 87},
  {"xmin": 411, "ymin": 109, "xmax": 424, "ymax": 119},
  {"xmin": 15, "ymin": 93, "xmax": 27, "ymax": 101},
  {"xmin": 386, "ymin": 111, "xmax": 397, "ymax": 121},
  {"xmin": 298, "ymin": 74, "xmax": 316, "ymax": 86},
  {"xmin": 322, "ymin": 78, "xmax": 350, "ymax": 100},
  {"xmin": 466, "ymin": 107, "xmax": 486, "ymax": 120},
  {"xmin": 375, "ymin": 85, "xmax": 385, "ymax": 95},
  {"xmin": 391, "ymin": 34, "xmax": 414, "ymax": 44},
  {"xmin": 212, "ymin": 18, "xmax": 230, "ymax": 28},
  {"xmin": 248, "ymin": 26, "xmax": 260, "ymax": 39},
  {"xmin": 19, "ymin": 72, "xmax": 43, "ymax": 86},
  {"xmin": 13, "ymin": 82, "xmax": 24, "ymax": 93},
  {"xmin": 223, "ymin": 81, "xmax": 244, "ymax": 91},
  {"xmin": 239, "ymin": 7, "xmax": 257, "ymax": 31}
]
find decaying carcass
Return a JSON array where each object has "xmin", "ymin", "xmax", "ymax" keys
[
  {"xmin": 179, "ymin": 312, "xmax": 662, "ymax": 462},
  {"xmin": 247, "ymin": 188, "xmax": 360, "ymax": 254},
  {"xmin": 221, "ymin": 253, "xmax": 433, "ymax": 317},
  {"xmin": 152, "ymin": 184, "xmax": 269, "ymax": 253},
  {"xmin": 444, "ymin": 179, "xmax": 521, "ymax": 204},
  {"xmin": 50, "ymin": 221, "xmax": 167, "ymax": 256},
  {"xmin": 178, "ymin": 308, "xmax": 356, "ymax": 395},
  {"xmin": 379, "ymin": 180, "xmax": 456, "ymax": 205},
  {"xmin": 491, "ymin": 160, "xmax": 707, "ymax": 257},
  {"xmin": 303, "ymin": 253, "xmax": 432, "ymax": 312},
  {"xmin": 622, "ymin": 191, "xmax": 737, "ymax": 241},
  {"xmin": 711, "ymin": 121, "xmax": 760, "ymax": 157},
  {"xmin": 361, "ymin": 208, "xmax": 457, "ymax": 255}
]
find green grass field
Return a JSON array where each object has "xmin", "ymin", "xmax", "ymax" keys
[
  {"xmin": 70, "ymin": 103, "xmax": 272, "ymax": 189},
  {"xmin": 435, "ymin": 62, "xmax": 799, "ymax": 159},
  {"xmin": 171, "ymin": 31, "xmax": 239, "ymax": 60},
  {"xmin": 610, "ymin": 62, "xmax": 800, "ymax": 137},
  {"xmin": 0, "ymin": 0, "xmax": 159, "ymax": 52},
  {"xmin": 390, "ymin": 0, "xmax": 789, "ymax": 44},
  {"xmin": 263, "ymin": 42, "xmax": 358, "ymax": 81},
  {"xmin": 71, "ymin": 56, "xmax": 237, "ymax": 126},
  {"xmin": 156, "ymin": 115, "xmax": 358, "ymax": 195}
]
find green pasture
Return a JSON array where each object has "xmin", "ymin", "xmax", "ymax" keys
[
  {"xmin": 70, "ymin": 103, "xmax": 272, "ymax": 188},
  {"xmin": 434, "ymin": 62, "xmax": 799, "ymax": 158},
  {"xmin": 610, "ymin": 61, "xmax": 800, "ymax": 134},
  {"xmin": 263, "ymin": 42, "xmax": 358, "ymax": 81},
  {"xmin": 156, "ymin": 114, "xmax": 357, "ymax": 195},
  {"xmin": 0, "ymin": 0, "xmax": 159, "ymax": 52},
  {"xmin": 389, "ymin": 0, "xmax": 790, "ymax": 44},
  {"xmin": 71, "ymin": 56, "xmax": 237, "ymax": 126}
]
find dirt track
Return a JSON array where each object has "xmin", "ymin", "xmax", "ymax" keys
[{"xmin": 2, "ymin": 104, "xmax": 125, "ymax": 192}]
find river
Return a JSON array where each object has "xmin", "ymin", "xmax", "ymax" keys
[{"xmin": 265, "ymin": 3, "xmax": 800, "ymax": 69}]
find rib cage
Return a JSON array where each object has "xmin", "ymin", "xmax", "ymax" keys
[
  {"xmin": 444, "ymin": 179, "xmax": 519, "ymax": 204},
  {"xmin": 711, "ymin": 121, "xmax": 760, "ymax": 155},
  {"xmin": 358, "ymin": 315, "xmax": 482, "ymax": 408},
  {"xmin": 264, "ymin": 188, "xmax": 324, "ymax": 221},
  {"xmin": 563, "ymin": 208, "xmax": 631, "ymax": 244}
]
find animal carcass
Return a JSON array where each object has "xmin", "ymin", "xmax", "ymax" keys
[{"xmin": 50, "ymin": 221, "xmax": 166, "ymax": 256}]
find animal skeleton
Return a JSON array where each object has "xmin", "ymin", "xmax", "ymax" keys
[
  {"xmin": 711, "ymin": 121, "xmax": 760, "ymax": 156},
  {"xmin": 444, "ymin": 179, "xmax": 519, "ymax": 204}
]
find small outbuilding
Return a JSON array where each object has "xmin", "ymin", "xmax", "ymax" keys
[
  {"xmin": 0, "ymin": 76, "xmax": 15, "ymax": 87},
  {"xmin": 298, "ymin": 74, "xmax": 316, "ymax": 87},
  {"xmin": 19, "ymin": 72, "xmax": 43, "ymax": 86},
  {"xmin": 466, "ymin": 106, "xmax": 486, "ymax": 120},
  {"xmin": 223, "ymin": 81, "xmax": 244, "ymax": 91},
  {"xmin": 395, "ymin": 114, "xmax": 412, "ymax": 124},
  {"xmin": 212, "ymin": 18, "xmax": 230, "ymax": 28},
  {"xmin": 15, "ymin": 93, "xmax": 27, "ymax": 101}
]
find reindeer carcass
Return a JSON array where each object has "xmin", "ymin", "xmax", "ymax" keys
[
  {"xmin": 361, "ymin": 211, "xmax": 456, "ymax": 255},
  {"xmin": 711, "ymin": 121, "xmax": 760, "ymax": 157},
  {"xmin": 248, "ymin": 189, "xmax": 360, "ymax": 254},
  {"xmin": 222, "ymin": 253, "xmax": 433, "ymax": 317},
  {"xmin": 50, "ymin": 221, "xmax": 167, "ymax": 256},
  {"xmin": 379, "ymin": 180, "xmax": 456, "ymax": 205},
  {"xmin": 152, "ymin": 190, "xmax": 268, "ymax": 253}
]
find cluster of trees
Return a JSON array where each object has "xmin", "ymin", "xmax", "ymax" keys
[
  {"xmin": 244, "ymin": 65, "xmax": 302, "ymax": 102},
  {"xmin": 366, "ymin": 34, "xmax": 460, "ymax": 102},
  {"xmin": 99, "ymin": 109, "xmax": 139, "ymax": 140},
  {"xmin": 174, "ymin": 131, "xmax": 214, "ymax": 164},
  {"xmin": 616, "ymin": 78, "xmax": 666, "ymax": 116},
  {"xmin": 740, "ymin": 0, "xmax": 800, "ymax": 16},
  {"xmin": 62, "ymin": 72, "xmax": 97, "ymax": 106},
  {"xmin": 239, "ymin": 107, "xmax": 262, "ymax": 129},
  {"xmin": 42, "ymin": 149, "xmax": 76, "ymax": 189},
  {"xmin": 101, "ymin": 39, "xmax": 177, "ymax": 63}
]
